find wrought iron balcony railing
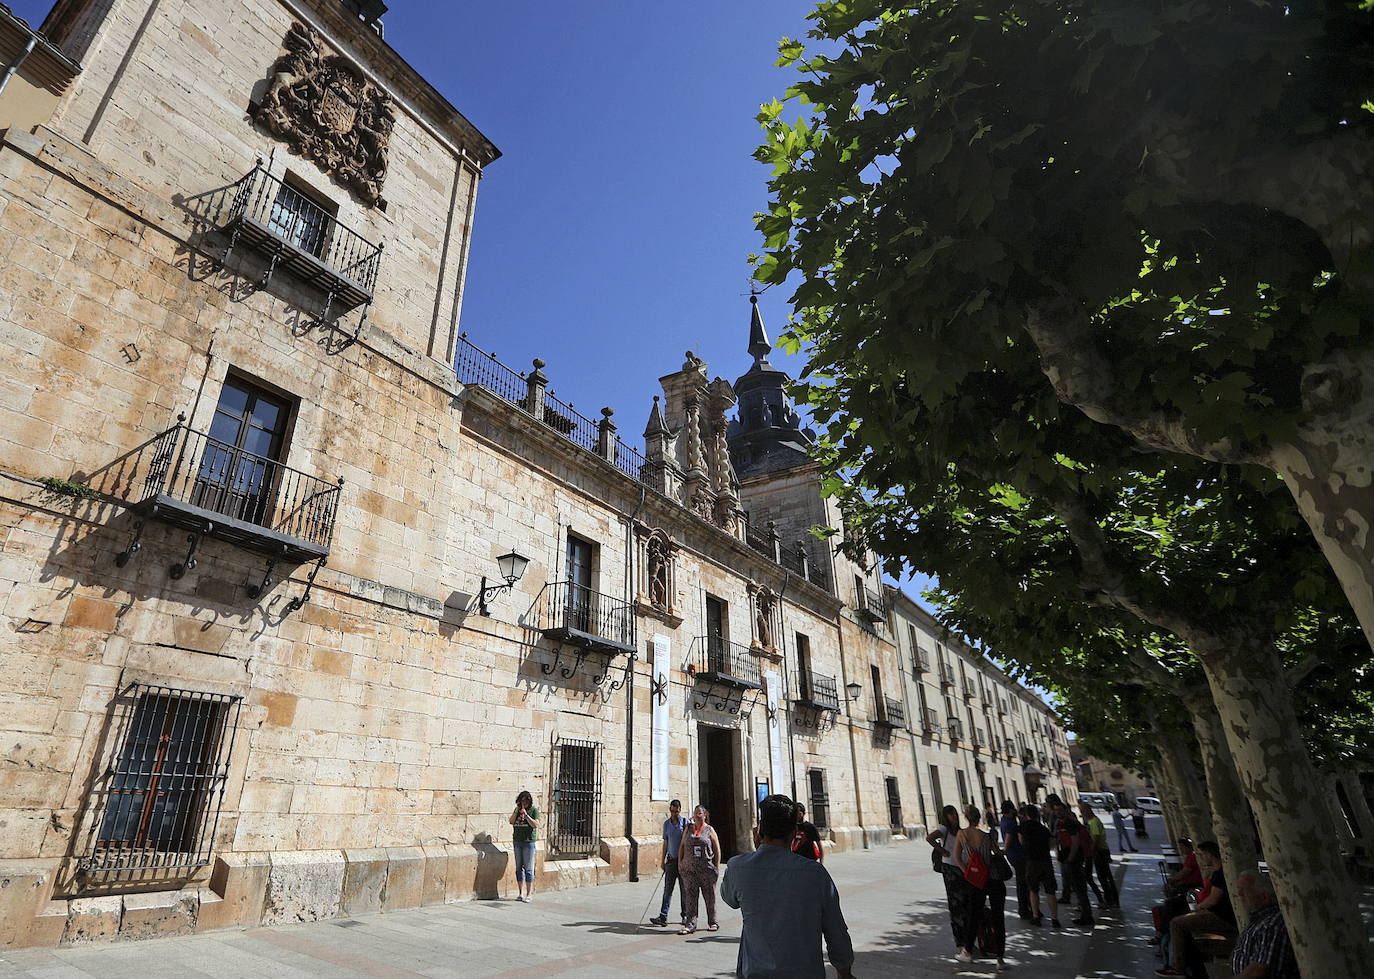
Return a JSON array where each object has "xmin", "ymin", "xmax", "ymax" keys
[
  {"xmin": 795, "ymin": 670, "xmax": 840, "ymax": 712},
  {"xmin": 538, "ymin": 581, "xmax": 635, "ymax": 656},
  {"xmin": 939, "ymin": 665, "xmax": 956, "ymax": 688},
  {"xmin": 220, "ymin": 163, "xmax": 382, "ymax": 313},
  {"xmin": 962, "ymin": 679, "xmax": 976, "ymax": 701},
  {"xmin": 921, "ymin": 707, "xmax": 941, "ymax": 735},
  {"xmin": 947, "ymin": 719, "xmax": 964, "ymax": 742},
  {"xmin": 130, "ymin": 416, "xmax": 341, "ymax": 562},
  {"xmin": 875, "ymin": 696, "xmax": 904, "ymax": 728},
  {"xmin": 913, "ymin": 653, "xmax": 930, "ymax": 674},
  {"xmin": 855, "ymin": 584, "xmax": 885, "ymax": 624},
  {"xmin": 685, "ymin": 636, "xmax": 762, "ymax": 690}
]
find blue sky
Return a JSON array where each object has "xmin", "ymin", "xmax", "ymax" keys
[{"xmin": 12, "ymin": 0, "xmax": 938, "ymax": 600}]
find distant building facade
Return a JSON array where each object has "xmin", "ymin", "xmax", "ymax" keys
[
  {"xmin": 0, "ymin": 0, "xmax": 1071, "ymax": 949},
  {"xmin": 1070, "ymin": 742, "xmax": 1156, "ymax": 806}
]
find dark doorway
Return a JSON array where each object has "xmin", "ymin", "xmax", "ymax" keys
[{"xmin": 698, "ymin": 725, "xmax": 739, "ymax": 859}]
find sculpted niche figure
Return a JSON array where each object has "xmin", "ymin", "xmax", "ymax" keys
[{"xmin": 253, "ymin": 22, "xmax": 395, "ymax": 207}]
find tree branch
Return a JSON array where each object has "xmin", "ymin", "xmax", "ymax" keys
[
  {"xmin": 1285, "ymin": 654, "xmax": 1322, "ymax": 690},
  {"xmin": 1021, "ymin": 298, "xmax": 1271, "ymax": 466}
]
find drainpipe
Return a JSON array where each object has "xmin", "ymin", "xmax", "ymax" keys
[
  {"xmin": 623, "ymin": 484, "xmax": 647, "ymax": 882},
  {"xmin": 0, "ymin": 36, "xmax": 37, "ymax": 98}
]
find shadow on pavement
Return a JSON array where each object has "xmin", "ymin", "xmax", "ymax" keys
[{"xmin": 558, "ymin": 920, "xmax": 663, "ymax": 936}]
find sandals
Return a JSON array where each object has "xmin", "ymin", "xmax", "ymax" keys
[
  {"xmin": 677, "ymin": 925, "xmax": 696, "ymax": 935},
  {"xmin": 707, "ymin": 923, "xmax": 720, "ymax": 932}
]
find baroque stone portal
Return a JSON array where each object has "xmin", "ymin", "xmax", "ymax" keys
[{"xmin": 253, "ymin": 22, "xmax": 394, "ymax": 207}]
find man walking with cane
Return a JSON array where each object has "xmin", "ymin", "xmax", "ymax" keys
[{"xmin": 648, "ymin": 799, "xmax": 690, "ymax": 927}]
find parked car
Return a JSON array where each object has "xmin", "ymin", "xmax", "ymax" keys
[{"xmin": 1135, "ymin": 796, "xmax": 1162, "ymax": 814}]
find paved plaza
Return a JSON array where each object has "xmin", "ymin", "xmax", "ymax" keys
[{"xmin": 0, "ymin": 818, "xmax": 1176, "ymax": 979}]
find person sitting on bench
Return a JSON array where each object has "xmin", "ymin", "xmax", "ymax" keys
[{"xmin": 1154, "ymin": 842, "xmax": 1236, "ymax": 977}]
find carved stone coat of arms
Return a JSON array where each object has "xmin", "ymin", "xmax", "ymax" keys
[{"xmin": 252, "ymin": 22, "xmax": 395, "ymax": 207}]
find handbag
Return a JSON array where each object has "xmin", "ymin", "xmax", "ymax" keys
[
  {"xmin": 990, "ymin": 852, "xmax": 1013, "ymax": 882},
  {"xmin": 963, "ymin": 846, "xmax": 990, "ymax": 889}
]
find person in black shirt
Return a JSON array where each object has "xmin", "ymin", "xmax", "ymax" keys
[
  {"xmin": 1018, "ymin": 805, "xmax": 1061, "ymax": 928},
  {"xmin": 1154, "ymin": 841, "xmax": 1237, "ymax": 977}
]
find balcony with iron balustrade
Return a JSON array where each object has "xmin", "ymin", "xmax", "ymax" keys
[
  {"xmin": 874, "ymin": 696, "xmax": 905, "ymax": 729},
  {"xmin": 920, "ymin": 707, "xmax": 941, "ymax": 736},
  {"xmin": 123, "ymin": 415, "xmax": 342, "ymax": 566},
  {"xmin": 537, "ymin": 581, "xmax": 636, "ymax": 657},
  {"xmin": 855, "ymin": 584, "xmax": 886, "ymax": 625},
  {"xmin": 218, "ymin": 163, "xmax": 383, "ymax": 315},
  {"xmin": 684, "ymin": 636, "xmax": 762, "ymax": 691},
  {"xmin": 794, "ymin": 670, "xmax": 840, "ymax": 713},
  {"xmin": 939, "ymin": 665, "xmax": 956, "ymax": 689}
]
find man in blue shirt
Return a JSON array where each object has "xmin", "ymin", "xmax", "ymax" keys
[
  {"xmin": 649, "ymin": 799, "xmax": 689, "ymax": 927},
  {"xmin": 721, "ymin": 795, "xmax": 856, "ymax": 978}
]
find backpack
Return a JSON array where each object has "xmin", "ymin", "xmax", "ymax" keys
[{"xmin": 791, "ymin": 826, "xmax": 821, "ymax": 861}]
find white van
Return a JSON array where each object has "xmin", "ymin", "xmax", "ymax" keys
[
  {"xmin": 1080, "ymin": 792, "xmax": 1118, "ymax": 812},
  {"xmin": 1136, "ymin": 796, "xmax": 1162, "ymax": 814}
]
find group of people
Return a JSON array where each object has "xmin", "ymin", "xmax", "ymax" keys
[
  {"xmin": 1149, "ymin": 837, "xmax": 1299, "ymax": 978},
  {"xmin": 927, "ymin": 794, "xmax": 1124, "ymax": 969}
]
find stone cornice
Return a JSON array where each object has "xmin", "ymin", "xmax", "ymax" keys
[{"xmin": 458, "ymin": 387, "xmax": 844, "ymax": 619}]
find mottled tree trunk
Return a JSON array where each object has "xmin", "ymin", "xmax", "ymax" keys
[
  {"xmin": 1150, "ymin": 721, "xmax": 1212, "ymax": 844},
  {"xmin": 1196, "ymin": 633, "xmax": 1374, "ymax": 977},
  {"xmin": 1272, "ymin": 348, "xmax": 1374, "ymax": 651},
  {"xmin": 1151, "ymin": 765, "xmax": 1186, "ymax": 847},
  {"xmin": 1186, "ymin": 699, "xmax": 1259, "ymax": 929}
]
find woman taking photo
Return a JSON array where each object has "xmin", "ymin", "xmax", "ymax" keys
[
  {"xmin": 927, "ymin": 805, "xmax": 968, "ymax": 950},
  {"xmin": 676, "ymin": 805, "xmax": 721, "ymax": 934},
  {"xmin": 508, "ymin": 790, "xmax": 540, "ymax": 903}
]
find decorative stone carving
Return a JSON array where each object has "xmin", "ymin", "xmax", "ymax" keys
[{"xmin": 253, "ymin": 23, "xmax": 395, "ymax": 207}]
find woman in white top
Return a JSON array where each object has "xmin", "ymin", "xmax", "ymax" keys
[{"xmin": 927, "ymin": 804, "xmax": 968, "ymax": 950}]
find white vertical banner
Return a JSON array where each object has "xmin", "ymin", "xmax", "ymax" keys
[
  {"xmin": 651, "ymin": 634, "xmax": 671, "ymax": 801},
  {"xmin": 765, "ymin": 670, "xmax": 786, "ymax": 798}
]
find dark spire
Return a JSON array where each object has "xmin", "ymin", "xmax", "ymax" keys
[{"xmin": 748, "ymin": 294, "xmax": 771, "ymax": 366}]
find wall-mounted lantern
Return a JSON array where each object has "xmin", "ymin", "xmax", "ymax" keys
[
  {"xmin": 845, "ymin": 681, "xmax": 863, "ymax": 701},
  {"xmin": 478, "ymin": 550, "xmax": 530, "ymax": 615}
]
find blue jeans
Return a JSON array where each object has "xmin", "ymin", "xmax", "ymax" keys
[
  {"xmin": 659, "ymin": 857, "xmax": 683, "ymax": 918},
  {"xmin": 514, "ymin": 841, "xmax": 535, "ymax": 883}
]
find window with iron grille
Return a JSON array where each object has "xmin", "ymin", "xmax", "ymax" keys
[
  {"xmin": 551, "ymin": 738, "xmax": 602, "ymax": 856},
  {"xmin": 86, "ymin": 684, "xmax": 242, "ymax": 874},
  {"xmin": 807, "ymin": 769, "xmax": 829, "ymax": 829},
  {"xmin": 885, "ymin": 776, "xmax": 903, "ymax": 830}
]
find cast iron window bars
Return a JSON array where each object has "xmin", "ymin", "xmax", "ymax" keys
[
  {"xmin": 538, "ymin": 580, "xmax": 636, "ymax": 686},
  {"xmin": 807, "ymin": 769, "xmax": 830, "ymax": 830},
  {"xmin": 83, "ymin": 684, "xmax": 242, "ymax": 876},
  {"xmin": 684, "ymin": 635, "xmax": 764, "ymax": 715},
  {"xmin": 116, "ymin": 415, "xmax": 341, "ymax": 604},
  {"xmin": 218, "ymin": 161, "xmax": 382, "ymax": 331},
  {"xmin": 550, "ymin": 738, "xmax": 602, "ymax": 857}
]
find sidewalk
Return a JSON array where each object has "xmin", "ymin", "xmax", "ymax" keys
[{"xmin": 0, "ymin": 823, "xmax": 1170, "ymax": 978}]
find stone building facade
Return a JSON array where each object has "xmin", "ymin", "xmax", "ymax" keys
[{"xmin": 0, "ymin": 0, "xmax": 1071, "ymax": 948}]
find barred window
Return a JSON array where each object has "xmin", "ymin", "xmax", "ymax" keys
[
  {"xmin": 551, "ymin": 738, "xmax": 602, "ymax": 857},
  {"xmin": 86, "ymin": 684, "xmax": 242, "ymax": 874},
  {"xmin": 807, "ymin": 769, "xmax": 829, "ymax": 829}
]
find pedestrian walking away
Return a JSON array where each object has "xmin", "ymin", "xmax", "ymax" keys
[
  {"xmin": 508, "ymin": 790, "xmax": 540, "ymax": 903},
  {"xmin": 928, "ymin": 804, "xmax": 971, "ymax": 948},
  {"xmin": 1112, "ymin": 806, "xmax": 1139, "ymax": 852},
  {"xmin": 721, "ymin": 794, "xmax": 855, "ymax": 978},
  {"xmin": 1018, "ymin": 805, "xmax": 1061, "ymax": 929},
  {"xmin": 999, "ymin": 800, "xmax": 1030, "ymax": 919},
  {"xmin": 1079, "ymin": 800, "xmax": 1119, "ymax": 908},
  {"xmin": 649, "ymin": 799, "xmax": 690, "ymax": 927},
  {"xmin": 677, "ymin": 804, "xmax": 721, "ymax": 934}
]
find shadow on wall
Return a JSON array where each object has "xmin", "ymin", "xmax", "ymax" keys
[{"xmin": 471, "ymin": 832, "xmax": 509, "ymax": 900}]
